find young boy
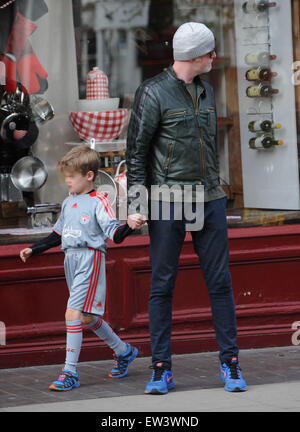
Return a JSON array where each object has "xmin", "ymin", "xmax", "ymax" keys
[{"xmin": 20, "ymin": 144, "xmax": 143, "ymax": 391}]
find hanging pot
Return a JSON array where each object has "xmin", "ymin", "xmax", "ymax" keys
[
  {"xmin": 0, "ymin": 112, "xmax": 39, "ymax": 148},
  {"xmin": 10, "ymin": 156, "xmax": 48, "ymax": 192},
  {"xmin": 30, "ymin": 95, "xmax": 55, "ymax": 125},
  {"xmin": 1, "ymin": 84, "xmax": 30, "ymax": 110}
]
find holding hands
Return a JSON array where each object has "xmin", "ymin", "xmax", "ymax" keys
[{"xmin": 127, "ymin": 213, "xmax": 147, "ymax": 230}]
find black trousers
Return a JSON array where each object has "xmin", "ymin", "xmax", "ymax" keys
[{"xmin": 148, "ymin": 197, "xmax": 239, "ymax": 369}]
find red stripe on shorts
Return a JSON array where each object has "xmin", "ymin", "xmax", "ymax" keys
[{"xmin": 82, "ymin": 250, "xmax": 101, "ymax": 313}]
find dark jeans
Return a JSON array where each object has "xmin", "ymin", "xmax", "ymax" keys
[{"xmin": 148, "ymin": 197, "xmax": 238, "ymax": 369}]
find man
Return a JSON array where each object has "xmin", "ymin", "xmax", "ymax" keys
[{"xmin": 126, "ymin": 22, "xmax": 247, "ymax": 394}]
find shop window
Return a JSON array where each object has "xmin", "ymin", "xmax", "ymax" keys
[{"xmin": 1, "ymin": 0, "xmax": 300, "ymax": 244}]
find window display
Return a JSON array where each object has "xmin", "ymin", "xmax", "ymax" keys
[
  {"xmin": 1, "ymin": 0, "xmax": 300, "ymax": 242},
  {"xmin": 244, "ymin": 51, "xmax": 277, "ymax": 65},
  {"xmin": 248, "ymin": 134, "xmax": 283, "ymax": 149},
  {"xmin": 242, "ymin": 0, "xmax": 277, "ymax": 14},
  {"xmin": 248, "ymin": 119, "xmax": 281, "ymax": 132},
  {"xmin": 0, "ymin": 0, "xmax": 79, "ymax": 237},
  {"xmin": 234, "ymin": 0, "xmax": 299, "ymax": 210}
]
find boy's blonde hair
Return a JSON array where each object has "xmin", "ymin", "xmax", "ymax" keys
[{"xmin": 58, "ymin": 144, "xmax": 100, "ymax": 179}]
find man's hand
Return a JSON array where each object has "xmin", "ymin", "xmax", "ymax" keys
[
  {"xmin": 20, "ymin": 248, "xmax": 32, "ymax": 263},
  {"xmin": 127, "ymin": 214, "xmax": 147, "ymax": 230}
]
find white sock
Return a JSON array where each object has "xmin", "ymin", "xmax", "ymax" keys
[
  {"xmin": 64, "ymin": 320, "xmax": 82, "ymax": 374},
  {"xmin": 88, "ymin": 317, "xmax": 127, "ymax": 355}
]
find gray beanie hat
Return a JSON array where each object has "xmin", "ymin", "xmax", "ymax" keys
[{"xmin": 173, "ymin": 22, "xmax": 215, "ymax": 61}]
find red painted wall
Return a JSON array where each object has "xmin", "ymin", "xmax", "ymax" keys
[{"xmin": 1, "ymin": 225, "xmax": 300, "ymax": 368}]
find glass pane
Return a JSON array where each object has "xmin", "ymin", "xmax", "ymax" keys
[{"xmin": 0, "ymin": 0, "xmax": 300, "ymax": 242}]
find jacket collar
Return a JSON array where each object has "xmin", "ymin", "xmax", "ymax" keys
[{"xmin": 166, "ymin": 65, "xmax": 206, "ymax": 98}]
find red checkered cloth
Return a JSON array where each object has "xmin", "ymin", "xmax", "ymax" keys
[
  {"xmin": 69, "ymin": 109, "xmax": 128, "ymax": 142},
  {"xmin": 86, "ymin": 70, "xmax": 109, "ymax": 100}
]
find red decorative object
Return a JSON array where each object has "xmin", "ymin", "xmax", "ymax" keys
[
  {"xmin": 69, "ymin": 109, "xmax": 128, "ymax": 142},
  {"xmin": 0, "ymin": 11, "xmax": 48, "ymax": 94},
  {"xmin": 86, "ymin": 67, "xmax": 109, "ymax": 100}
]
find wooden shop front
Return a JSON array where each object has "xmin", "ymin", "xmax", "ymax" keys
[{"xmin": 1, "ymin": 220, "xmax": 300, "ymax": 368}]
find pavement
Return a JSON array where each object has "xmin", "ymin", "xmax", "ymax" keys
[{"xmin": 0, "ymin": 345, "xmax": 300, "ymax": 415}]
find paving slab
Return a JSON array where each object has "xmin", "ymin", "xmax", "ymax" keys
[{"xmin": 0, "ymin": 346, "xmax": 299, "ymax": 412}]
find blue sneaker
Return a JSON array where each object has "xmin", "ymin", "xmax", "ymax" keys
[
  {"xmin": 220, "ymin": 357, "xmax": 247, "ymax": 392},
  {"xmin": 109, "ymin": 343, "xmax": 138, "ymax": 378},
  {"xmin": 49, "ymin": 368, "xmax": 80, "ymax": 391},
  {"xmin": 145, "ymin": 362, "xmax": 175, "ymax": 395}
]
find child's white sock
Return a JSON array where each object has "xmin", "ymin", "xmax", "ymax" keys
[
  {"xmin": 64, "ymin": 320, "xmax": 82, "ymax": 374},
  {"xmin": 88, "ymin": 317, "xmax": 127, "ymax": 355}
]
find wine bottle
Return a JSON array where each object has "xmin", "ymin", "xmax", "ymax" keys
[
  {"xmin": 242, "ymin": 0, "xmax": 277, "ymax": 13},
  {"xmin": 246, "ymin": 83, "xmax": 279, "ymax": 97},
  {"xmin": 245, "ymin": 52, "xmax": 277, "ymax": 66},
  {"xmin": 249, "ymin": 135, "xmax": 283, "ymax": 149},
  {"xmin": 248, "ymin": 120, "xmax": 281, "ymax": 132},
  {"xmin": 245, "ymin": 67, "xmax": 272, "ymax": 81}
]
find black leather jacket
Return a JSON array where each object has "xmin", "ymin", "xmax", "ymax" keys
[{"xmin": 126, "ymin": 65, "xmax": 223, "ymax": 209}]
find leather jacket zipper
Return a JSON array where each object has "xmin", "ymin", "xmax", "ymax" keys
[
  {"xmin": 163, "ymin": 142, "xmax": 173, "ymax": 180},
  {"xmin": 185, "ymin": 86, "xmax": 205, "ymax": 178},
  {"xmin": 167, "ymin": 111, "xmax": 186, "ymax": 117},
  {"xmin": 167, "ymin": 111, "xmax": 188, "ymax": 127}
]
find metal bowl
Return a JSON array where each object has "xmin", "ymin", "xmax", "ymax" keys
[
  {"xmin": 30, "ymin": 96, "xmax": 55, "ymax": 124},
  {"xmin": 94, "ymin": 169, "xmax": 117, "ymax": 206},
  {"xmin": 10, "ymin": 156, "xmax": 48, "ymax": 192}
]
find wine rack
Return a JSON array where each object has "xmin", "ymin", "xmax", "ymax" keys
[{"xmin": 234, "ymin": 0, "xmax": 300, "ymax": 210}]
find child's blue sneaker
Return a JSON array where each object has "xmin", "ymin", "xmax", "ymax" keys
[
  {"xmin": 145, "ymin": 362, "xmax": 175, "ymax": 395},
  {"xmin": 109, "ymin": 343, "xmax": 138, "ymax": 378},
  {"xmin": 49, "ymin": 368, "xmax": 80, "ymax": 391},
  {"xmin": 220, "ymin": 357, "xmax": 247, "ymax": 392}
]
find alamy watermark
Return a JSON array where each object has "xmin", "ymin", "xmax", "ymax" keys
[
  {"xmin": 291, "ymin": 321, "xmax": 300, "ymax": 346},
  {"xmin": 0, "ymin": 321, "xmax": 6, "ymax": 346},
  {"xmin": 97, "ymin": 184, "xmax": 205, "ymax": 231}
]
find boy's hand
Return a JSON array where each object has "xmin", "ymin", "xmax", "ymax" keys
[
  {"xmin": 127, "ymin": 214, "xmax": 146, "ymax": 230},
  {"xmin": 20, "ymin": 248, "xmax": 33, "ymax": 262}
]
